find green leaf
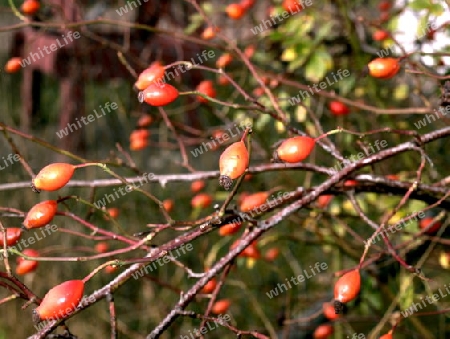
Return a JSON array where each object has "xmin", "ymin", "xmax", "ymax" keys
[
  {"xmin": 399, "ymin": 269, "xmax": 415, "ymax": 311},
  {"xmin": 410, "ymin": 0, "xmax": 433, "ymax": 11},
  {"xmin": 394, "ymin": 84, "xmax": 410, "ymax": 100},
  {"xmin": 303, "ymin": 49, "xmax": 332, "ymax": 82},
  {"xmin": 429, "ymin": 4, "xmax": 444, "ymax": 15},
  {"xmin": 184, "ymin": 13, "xmax": 204, "ymax": 35},
  {"xmin": 416, "ymin": 14, "xmax": 430, "ymax": 37},
  {"xmin": 313, "ymin": 21, "xmax": 335, "ymax": 43},
  {"xmin": 254, "ymin": 113, "xmax": 271, "ymax": 130},
  {"xmin": 338, "ymin": 75, "xmax": 356, "ymax": 97}
]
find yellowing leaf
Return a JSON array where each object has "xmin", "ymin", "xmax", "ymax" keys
[
  {"xmin": 295, "ymin": 105, "xmax": 307, "ymax": 122},
  {"xmin": 282, "ymin": 48, "xmax": 297, "ymax": 62}
]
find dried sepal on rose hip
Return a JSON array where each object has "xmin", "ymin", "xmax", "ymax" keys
[
  {"xmin": 219, "ymin": 129, "xmax": 250, "ymax": 190},
  {"xmin": 333, "ymin": 269, "xmax": 361, "ymax": 314},
  {"xmin": 32, "ymin": 163, "xmax": 76, "ymax": 192},
  {"xmin": 33, "ymin": 280, "xmax": 85, "ymax": 323},
  {"xmin": 272, "ymin": 136, "xmax": 316, "ymax": 163}
]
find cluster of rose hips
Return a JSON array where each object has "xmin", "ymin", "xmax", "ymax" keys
[{"xmin": 1, "ymin": 163, "xmax": 91, "ymax": 323}]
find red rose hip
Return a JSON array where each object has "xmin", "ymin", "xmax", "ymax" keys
[
  {"xmin": 33, "ymin": 280, "xmax": 85, "ymax": 323},
  {"xmin": 32, "ymin": 163, "xmax": 75, "ymax": 192},
  {"xmin": 139, "ymin": 83, "xmax": 179, "ymax": 106},
  {"xmin": 23, "ymin": 200, "xmax": 58, "ymax": 229}
]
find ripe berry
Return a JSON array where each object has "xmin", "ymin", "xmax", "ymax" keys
[
  {"xmin": 105, "ymin": 265, "xmax": 117, "ymax": 273},
  {"xmin": 23, "ymin": 200, "xmax": 58, "ymax": 229},
  {"xmin": 16, "ymin": 249, "xmax": 39, "ymax": 275},
  {"xmin": 385, "ymin": 174, "xmax": 399, "ymax": 180},
  {"xmin": 191, "ymin": 193, "xmax": 213, "ymax": 209},
  {"xmin": 420, "ymin": 217, "xmax": 442, "ymax": 234},
  {"xmin": 219, "ymin": 222, "xmax": 242, "ymax": 236},
  {"xmin": 196, "ymin": 80, "xmax": 216, "ymax": 103},
  {"xmin": 231, "ymin": 240, "xmax": 261, "ymax": 259},
  {"xmin": 104, "ymin": 207, "xmax": 119, "ymax": 220},
  {"xmin": 211, "ymin": 299, "xmax": 230, "ymax": 314},
  {"xmin": 244, "ymin": 45, "xmax": 256, "ymax": 59},
  {"xmin": 378, "ymin": 1, "xmax": 391, "ymax": 11},
  {"xmin": 344, "ymin": 180, "xmax": 357, "ymax": 187},
  {"xmin": 0, "ymin": 228, "xmax": 22, "ymax": 247},
  {"xmin": 329, "ymin": 101, "xmax": 350, "ymax": 116},
  {"xmin": 226, "ymin": 4, "xmax": 245, "ymax": 20},
  {"xmin": 33, "ymin": 280, "xmax": 85, "ymax": 323},
  {"xmin": 201, "ymin": 27, "xmax": 217, "ymax": 40},
  {"xmin": 379, "ymin": 12, "xmax": 390, "ymax": 22},
  {"xmin": 273, "ymin": 136, "xmax": 315, "ymax": 163},
  {"xmin": 373, "ymin": 30, "xmax": 389, "ymax": 41},
  {"xmin": 282, "ymin": 0, "xmax": 303, "ymax": 13},
  {"xmin": 334, "ymin": 269, "xmax": 361, "ymax": 313},
  {"xmin": 380, "ymin": 331, "xmax": 393, "ymax": 339},
  {"xmin": 130, "ymin": 129, "xmax": 150, "ymax": 151},
  {"xmin": 219, "ymin": 141, "xmax": 249, "ymax": 190},
  {"xmin": 130, "ymin": 129, "xmax": 150, "ymax": 141},
  {"xmin": 162, "ymin": 199, "xmax": 174, "ymax": 212},
  {"xmin": 264, "ymin": 247, "xmax": 280, "ymax": 261},
  {"xmin": 95, "ymin": 242, "xmax": 109, "ymax": 253},
  {"xmin": 216, "ymin": 53, "xmax": 233, "ymax": 68},
  {"xmin": 367, "ymin": 57, "xmax": 400, "ymax": 79},
  {"xmin": 139, "ymin": 83, "xmax": 179, "ymax": 106},
  {"xmin": 201, "ymin": 278, "xmax": 217, "ymax": 294},
  {"xmin": 5, "ymin": 57, "xmax": 22, "ymax": 73},
  {"xmin": 218, "ymin": 74, "xmax": 230, "ymax": 86},
  {"xmin": 240, "ymin": 191, "xmax": 269, "ymax": 212},
  {"xmin": 191, "ymin": 180, "xmax": 206, "ymax": 193},
  {"xmin": 134, "ymin": 61, "xmax": 165, "ymax": 91},
  {"xmin": 313, "ymin": 324, "xmax": 334, "ymax": 339},
  {"xmin": 130, "ymin": 137, "xmax": 148, "ymax": 151},
  {"xmin": 323, "ymin": 302, "xmax": 340, "ymax": 321},
  {"xmin": 317, "ymin": 195, "xmax": 333, "ymax": 208},
  {"xmin": 137, "ymin": 114, "xmax": 153, "ymax": 128},
  {"xmin": 32, "ymin": 163, "xmax": 75, "ymax": 192},
  {"xmin": 21, "ymin": 0, "xmax": 40, "ymax": 15},
  {"xmin": 240, "ymin": 0, "xmax": 255, "ymax": 10}
]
